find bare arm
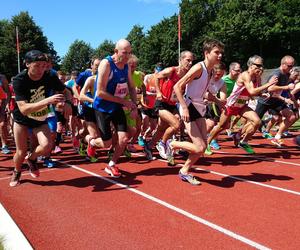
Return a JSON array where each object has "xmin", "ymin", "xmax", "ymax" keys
[
  {"xmin": 173, "ymin": 63, "xmax": 202, "ymax": 122},
  {"xmin": 72, "ymin": 83, "xmax": 80, "ymax": 99},
  {"xmin": 79, "ymin": 76, "xmax": 95, "ymax": 104},
  {"xmin": 268, "ymin": 82, "xmax": 294, "ymax": 93},
  {"xmin": 17, "ymin": 94, "xmax": 65, "ymax": 116},
  {"xmin": 291, "ymin": 82, "xmax": 300, "ymax": 96},
  {"xmin": 96, "ymin": 59, "xmax": 136, "ymax": 109},
  {"xmin": 155, "ymin": 67, "xmax": 175, "ymax": 100},
  {"xmin": 243, "ymin": 73, "xmax": 276, "ymax": 96},
  {"xmin": 127, "ymin": 65, "xmax": 137, "ymax": 104}
]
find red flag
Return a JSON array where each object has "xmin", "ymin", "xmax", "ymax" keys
[
  {"xmin": 16, "ymin": 27, "xmax": 20, "ymax": 53},
  {"xmin": 178, "ymin": 13, "xmax": 181, "ymax": 41}
]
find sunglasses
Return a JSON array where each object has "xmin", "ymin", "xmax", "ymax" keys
[
  {"xmin": 285, "ymin": 64, "xmax": 294, "ymax": 68},
  {"xmin": 252, "ymin": 63, "xmax": 264, "ymax": 69}
]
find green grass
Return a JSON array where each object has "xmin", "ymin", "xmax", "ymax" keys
[
  {"xmin": 291, "ymin": 118, "xmax": 300, "ymax": 131},
  {"xmin": 0, "ymin": 236, "xmax": 4, "ymax": 250}
]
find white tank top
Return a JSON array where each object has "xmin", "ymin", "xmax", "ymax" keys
[{"xmin": 180, "ymin": 61, "xmax": 211, "ymax": 116}]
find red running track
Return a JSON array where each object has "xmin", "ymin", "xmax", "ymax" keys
[{"xmin": 0, "ymin": 132, "xmax": 300, "ymax": 249}]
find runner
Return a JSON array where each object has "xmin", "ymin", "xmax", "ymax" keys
[
  {"xmin": 169, "ymin": 39, "xmax": 224, "ymax": 185},
  {"xmin": 222, "ymin": 62, "xmax": 241, "ymax": 137},
  {"xmin": 138, "ymin": 63, "xmax": 162, "ymax": 145},
  {"xmin": 207, "ymin": 55, "xmax": 277, "ymax": 155},
  {"xmin": 9, "ymin": 50, "xmax": 72, "ymax": 187},
  {"xmin": 143, "ymin": 51, "xmax": 194, "ymax": 161},
  {"xmin": 0, "ymin": 73, "xmax": 11, "ymax": 154},
  {"xmin": 79, "ymin": 74, "xmax": 100, "ymax": 162},
  {"xmin": 205, "ymin": 62, "xmax": 227, "ymax": 152},
  {"xmin": 89, "ymin": 39, "xmax": 137, "ymax": 178},
  {"xmin": 255, "ymin": 55, "xmax": 297, "ymax": 147}
]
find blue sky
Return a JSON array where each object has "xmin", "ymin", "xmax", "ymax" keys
[{"xmin": 1, "ymin": 0, "xmax": 180, "ymax": 58}]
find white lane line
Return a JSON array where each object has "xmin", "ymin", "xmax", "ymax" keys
[
  {"xmin": 215, "ymin": 150, "xmax": 300, "ymax": 167},
  {"xmin": 133, "ymin": 152, "xmax": 300, "ymax": 196},
  {"xmin": 193, "ymin": 167, "xmax": 300, "ymax": 196},
  {"xmin": 1, "ymin": 153, "xmax": 299, "ymax": 196},
  {"xmin": 67, "ymin": 163, "xmax": 271, "ymax": 250},
  {"xmin": 0, "ymin": 203, "xmax": 33, "ymax": 250}
]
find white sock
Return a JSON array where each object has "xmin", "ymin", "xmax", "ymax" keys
[
  {"xmin": 275, "ymin": 134, "xmax": 281, "ymax": 140},
  {"xmin": 108, "ymin": 160, "xmax": 115, "ymax": 167},
  {"xmin": 90, "ymin": 139, "xmax": 95, "ymax": 146}
]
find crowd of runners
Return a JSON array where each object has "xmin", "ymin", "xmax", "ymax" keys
[{"xmin": 1, "ymin": 38, "xmax": 300, "ymax": 187}]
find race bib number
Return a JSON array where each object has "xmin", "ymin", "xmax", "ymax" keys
[
  {"xmin": 28, "ymin": 106, "xmax": 49, "ymax": 121},
  {"xmin": 114, "ymin": 83, "xmax": 128, "ymax": 99}
]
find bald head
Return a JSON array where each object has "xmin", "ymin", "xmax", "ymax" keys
[
  {"xmin": 114, "ymin": 39, "xmax": 132, "ymax": 65},
  {"xmin": 115, "ymin": 39, "xmax": 131, "ymax": 50}
]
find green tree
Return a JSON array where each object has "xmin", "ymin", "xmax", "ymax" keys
[
  {"xmin": 208, "ymin": 0, "xmax": 300, "ymax": 67},
  {"xmin": 94, "ymin": 39, "xmax": 115, "ymax": 59},
  {"xmin": 0, "ymin": 11, "xmax": 58, "ymax": 78},
  {"xmin": 180, "ymin": 0, "xmax": 221, "ymax": 58},
  {"xmin": 139, "ymin": 16, "xmax": 179, "ymax": 72},
  {"xmin": 126, "ymin": 25, "xmax": 145, "ymax": 60},
  {"xmin": 61, "ymin": 39, "xmax": 94, "ymax": 73}
]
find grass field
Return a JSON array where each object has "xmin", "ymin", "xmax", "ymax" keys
[
  {"xmin": 0, "ymin": 236, "xmax": 4, "ymax": 250},
  {"xmin": 291, "ymin": 118, "xmax": 300, "ymax": 131}
]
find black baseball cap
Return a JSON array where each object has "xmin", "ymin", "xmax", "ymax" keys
[{"xmin": 24, "ymin": 50, "xmax": 47, "ymax": 63}]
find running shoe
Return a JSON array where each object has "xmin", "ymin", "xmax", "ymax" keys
[
  {"xmin": 137, "ymin": 136, "xmax": 145, "ymax": 147},
  {"xmin": 282, "ymin": 131, "xmax": 293, "ymax": 137},
  {"xmin": 53, "ymin": 146, "xmax": 62, "ymax": 154},
  {"xmin": 72, "ymin": 137, "xmax": 80, "ymax": 151},
  {"xmin": 210, "ymin": 139, "xmax": 220, "ymax": 150},
  {"xmin": 86, "ymin": 155, "xmax": 98, "ymax": 163},
  {"xmin": 178, "ymin": 171, "xmax": 201, "ymax": 185},
  {"xmin": 9, "ymin": 170, "xmax": 22, "ymax": 187},
  {"xmin": 143, "ymin": 142, "xmax": 154, "ymax": 160},
  {"xmin": 262, "ymin": 132, "xmax": 273, "ymax": 139},
  {"xmin": 43, "ymin": 158, "xmax": 56, "ymax": 168},
  {"xmin": 105, "ymin": 165, "xmax": 121, "ymax": 178},
  {"xmin": 156, "ymin": 140, "xmax": 167, "ymax": 159},
  {"xmin": 232, "ymin": 132, "xmax": 241, "ymax": 147},
  {"xmin": 1, "ymin": 145, "xmax": 11, "ymax": 154},
  {"xmin": 238, "ymin": 142, "xmax": 255, "ymax": 154},
  {"xmin": 204, "ymin": 144, "xmax": 213, "ymax": 155},
  {"xmin": 166, "ymin": 140, "xmax": 175, "ymax": 166},
  {"xmin": 271, "ymin": 138, "xmax": 284, "ymax": 148},
  {"xmin": 226, "ymin": 129, "xmax": 233, "ymax": 137},
  {"xmin": 78, "ymin": 141, "xmax": 87, "ymax": 156},
  {"xmin": 87, "ymin": 139, "xmax": 96, "ymax": 158},
  {"xmin": 26, "ymin": 157, "xmax": 40, "ymax": 178},
  {"xmin": 123, "ymin": 148, "xmax": 132, "ymax": 158}
]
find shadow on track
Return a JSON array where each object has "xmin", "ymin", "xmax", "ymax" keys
[{"xmin": 192, "ymin": 171, "xmax": 293, "ymax": 188}]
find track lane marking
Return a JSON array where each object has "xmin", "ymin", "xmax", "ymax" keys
[
  {"xmin": 66, "ymin": 163, "xmax": 271, "ymax": 250},
  {"xmin": 1, "ymin": 153, "xmax": 299, "ymax": 196},
  {"xmin": 214, "ymin": 150, "xmax": 300, "ymax": 167}
]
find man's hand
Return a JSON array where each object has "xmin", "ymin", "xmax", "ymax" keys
[{"xmin": 47, "ymin": 94, "xmax": 65, "ymax": 105}]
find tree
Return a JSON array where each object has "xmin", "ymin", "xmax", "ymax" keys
[
  {"xmin": 208, "ymin": 0, "xmax": 300, "ymax": 67},
  {"xmin": 61, "ymin": 40, "xmax": 94, "ymax": 73},
  {"xmin": 94, "ymin": 39, "xmax": 115, "ymax": 59},
  {"xmin": 139, "ymin": 16, "xmax": 179, "ymax": 72},
  {"xmin": 126, "ymin": 25, "xmax": 145, "ymax": 60},
  {"xmin": 0, "ymin": 11, "xmax": 59, "ymax": 78}
]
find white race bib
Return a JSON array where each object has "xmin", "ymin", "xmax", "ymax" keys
[{"xmin": 114, "ymin": 83, "xmax": 128, "ymax": 99}]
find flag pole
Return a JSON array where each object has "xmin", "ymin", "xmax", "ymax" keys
[
  {"xmin": 178, "ymin": 6, "xmax": 181, "ymax": 64},
  {"xmin": 16, "ymin": 26, "xmax": 20, "ymax": 73}
]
